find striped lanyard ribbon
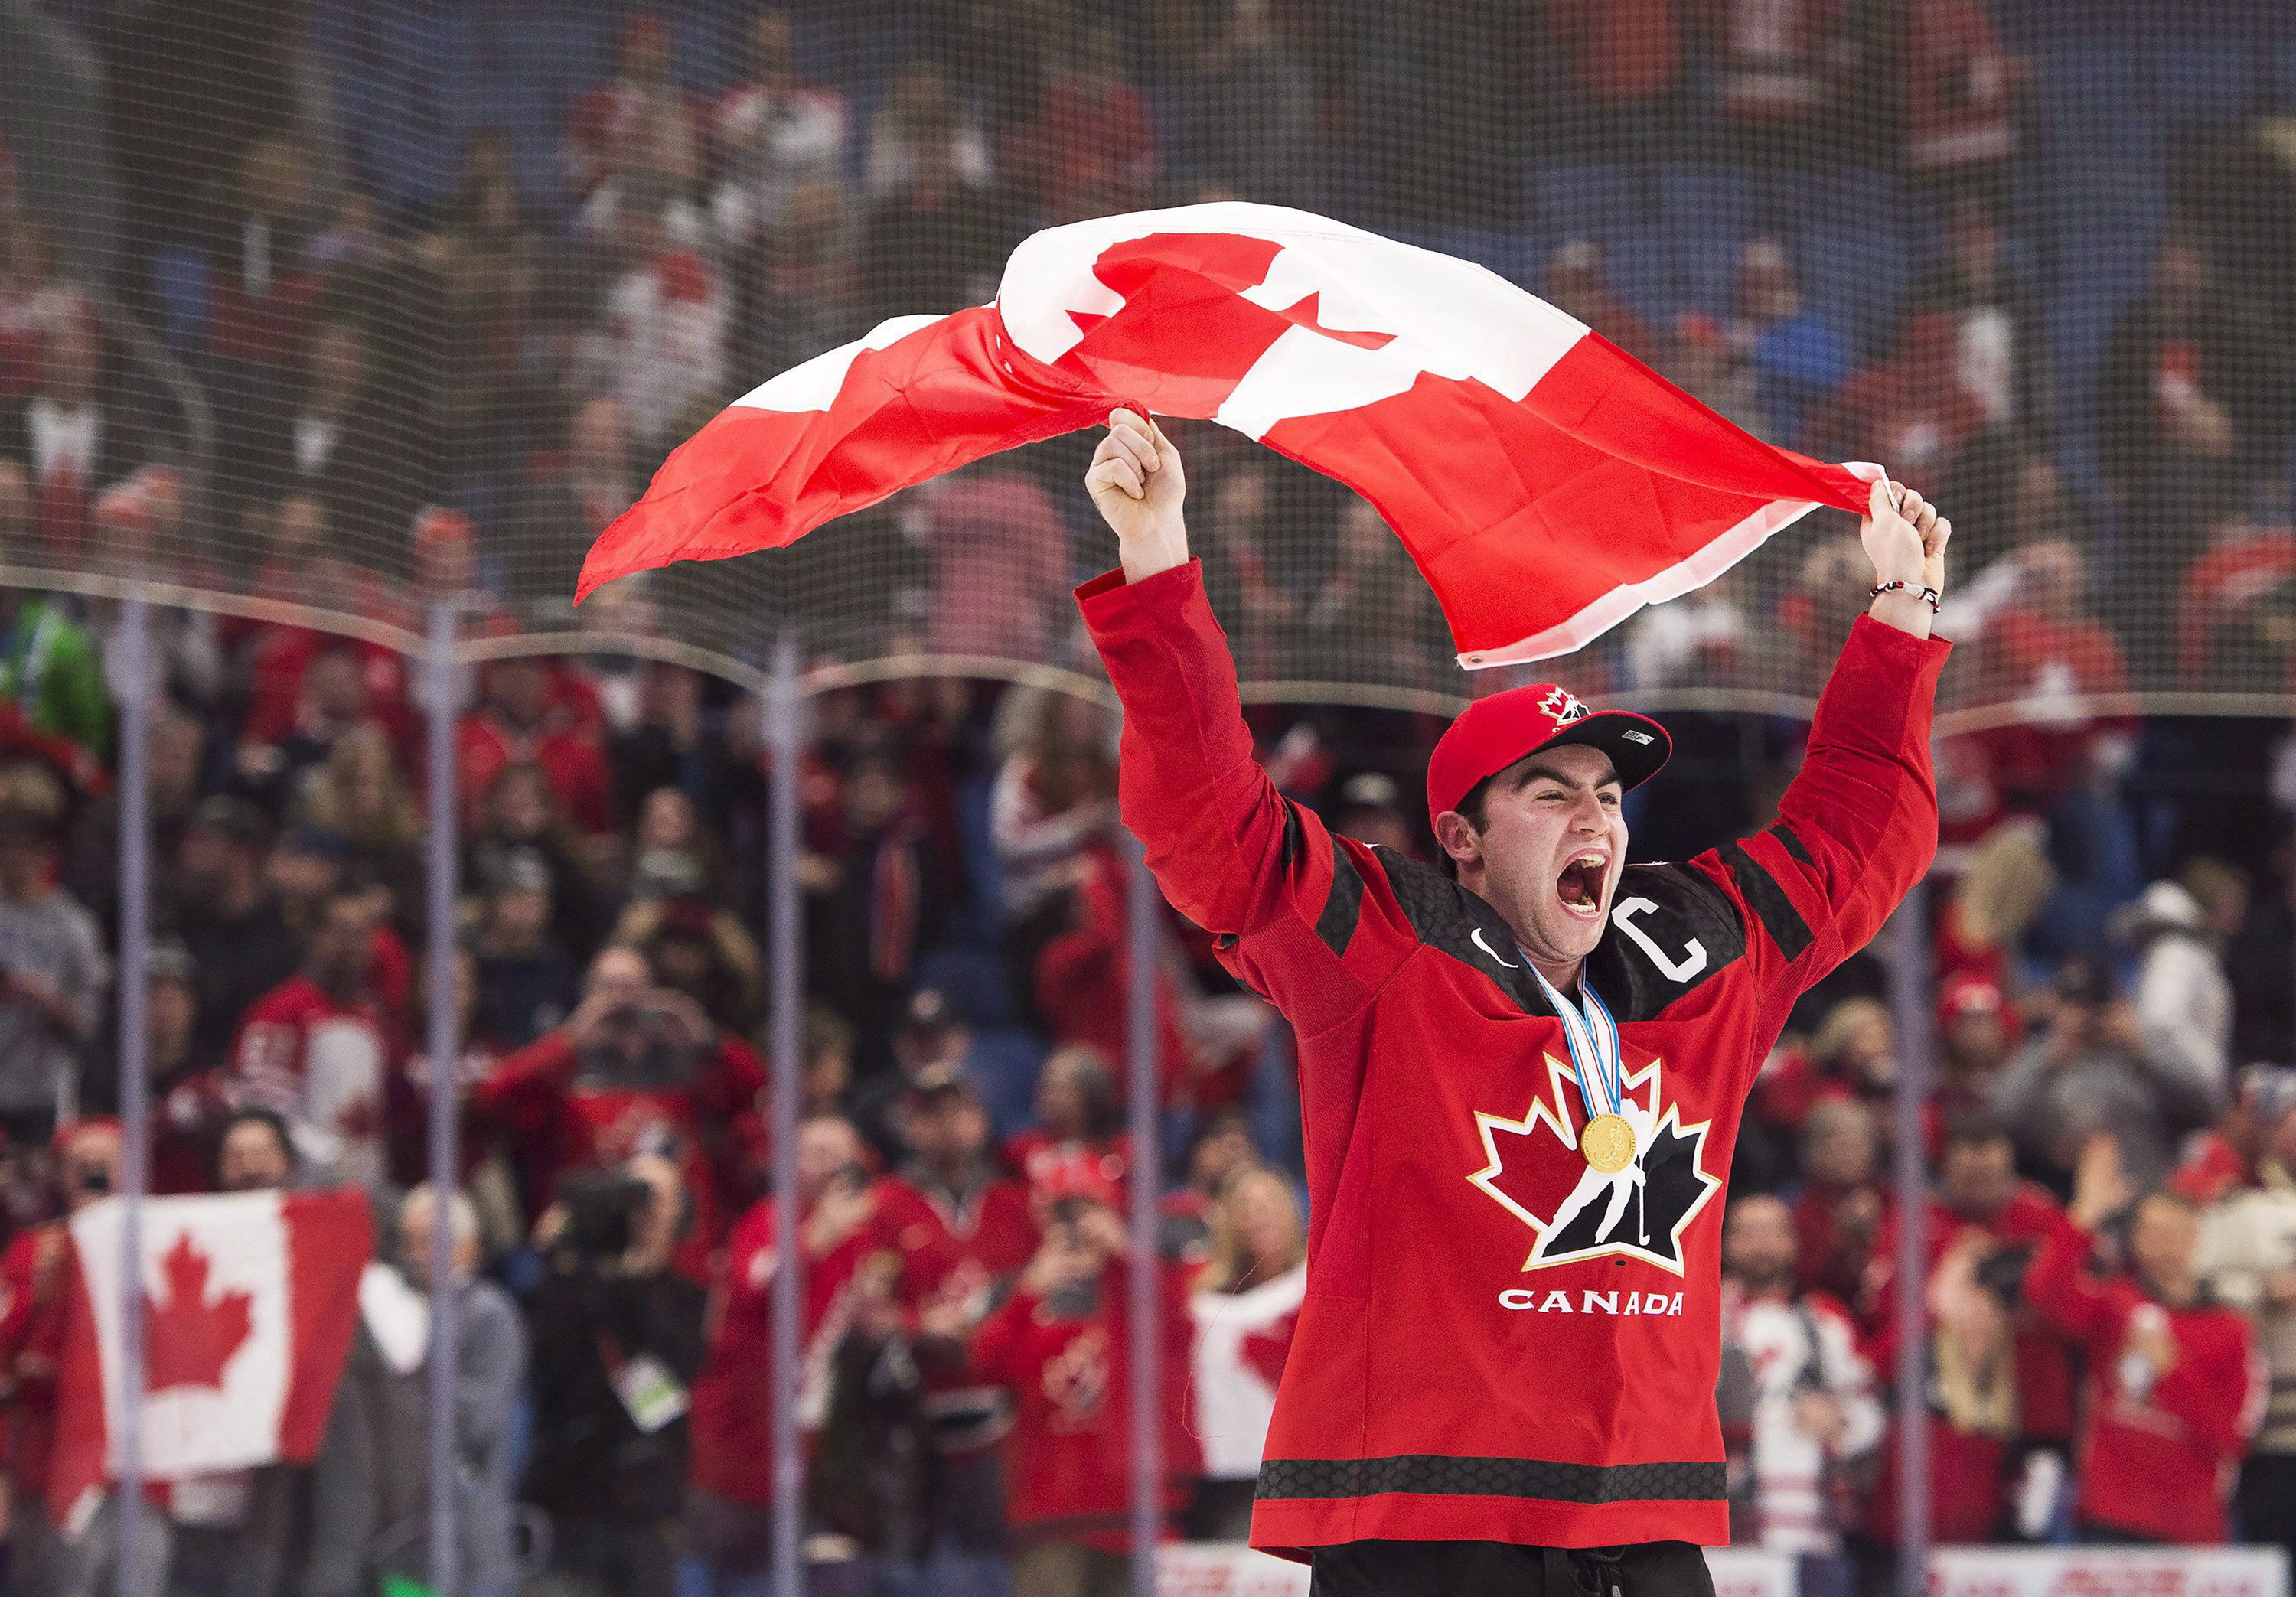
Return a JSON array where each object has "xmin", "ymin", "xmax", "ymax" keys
[{"xmin": 1528, "ymin": 963, "xmax": 1624, "ymax": 1122}]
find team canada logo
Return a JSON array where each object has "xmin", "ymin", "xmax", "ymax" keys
[
  {"xmin": 1467, "ymin": 1053, "xmax": 1720, "ymax": 1276},
  {"xmin": 1540, "ymin": 686, "xmax": 1590, "ymax": 725}
]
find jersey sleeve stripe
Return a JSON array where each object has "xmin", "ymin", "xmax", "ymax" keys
[
  {"xmin": 1315, "ymin": 846, "xmax": 1367, "ymax": 957},
  {"xmin": 1715, "ymin": 839, "xmax": 1815, "ymax": 963},
  {"xmin": 1766, "ymin": 821, "xmax": 1815, "ymax": 869}
]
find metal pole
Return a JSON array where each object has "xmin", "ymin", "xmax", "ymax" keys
[
  {"xmin": 423, "ymin": 598, "xmax": 462, "ymax": 1595},
  {"xmin": 1887, "ymin": 880, "xmax": 1934, "ymax": 1597},
  {"xmin": 114, "ymin": 598, "xmax": 152, "ymax": 1597},
  {"xmin": 767, "ymin": 634, "xmax": 805, "ymax": 1597},
  {"xmin": 1124, "ymin": 826, "xmax": 1161, "ymax": 1597}
]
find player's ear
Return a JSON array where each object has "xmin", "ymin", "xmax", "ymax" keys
[{"xmin": 1432, "ymin": 810, "xmax": 1481, "ymax": 871}]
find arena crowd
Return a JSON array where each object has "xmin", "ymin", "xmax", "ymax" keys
[{"xmin": 0, "ymin": 2, "xmax": 2294, "ymax": 1595}]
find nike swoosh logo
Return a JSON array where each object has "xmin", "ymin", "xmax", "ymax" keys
[{"xmin": 1469, "ymin": 927, "xmax": 1518, "ymax": 969}]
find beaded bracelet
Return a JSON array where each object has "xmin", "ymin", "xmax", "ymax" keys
[{"xmin": 1869, "ymin": 579, "xmax": 1942, "ymax": 611}]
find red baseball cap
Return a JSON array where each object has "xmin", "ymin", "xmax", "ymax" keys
[{"xmin": 1426, "ymin": 683, "xmax": 1671, "ymax": 823}]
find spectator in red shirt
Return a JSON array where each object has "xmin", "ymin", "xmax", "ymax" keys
[
  {"xmin": 1543, "ymin": 239, "xmax": 1655, "ymax": 362},
  {"xmin": 2028, "ymin": 1136, "xmax": 2263, "ymax": 1544},
  {"xmin": 1900, "ymin": 0, "xmax": 2019, "ymax": 201},
  {"xmin": 1002, "ymin": 1044, "xmax": 1130, "ymax": 1194},
  {"xmin": 879, "ymin": 1062, "xmax": 1039, "ymax": 1582},
  {"xmin": 687, "ymin": 1114, "xmax": 897, "ymax": 1592},
  {"xmin": 0, "ymin": 315, "xmax": 143, "ymax": 561},
  {"xmin": 1791, "ymin": 1097, "xmax": 1887, "ymax": 1315},
  {"xmin": 969, "ymin": 1154, "xmax": 1197, "ymax": 1592},
  {"xmin": 224, "ymin": 887, "xmax": 403, "ymax": 1188},
  {"xmin": 475, "ymin": 944, "xmax": 766, "ymax": 1274},
  {"xmin": 1003, "ymin": 21, "xmax": 1155, "ymax": 222},
  {"xmin": 0, "ymin": 1116, "xmax": 122, "ymax": 1590},
  {"xmin": 458, "ymin": 657, "xmax": 615, "ymax": 840}
]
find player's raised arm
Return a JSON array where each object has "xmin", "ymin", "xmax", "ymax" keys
[
  {"xmin": 1702, "ymin": 479, "xmax": 1955, "ymax": 1012},
  {"xmin": 1074, "ymin": 411, "xmax": 1405, "ymax": 1033}
]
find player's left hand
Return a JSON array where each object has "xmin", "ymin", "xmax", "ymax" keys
[{"xmin": 1861, "ymin": 478, "xmax": 1949, "ymax": 596}]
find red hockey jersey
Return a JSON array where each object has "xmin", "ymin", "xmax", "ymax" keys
[
  {"xmin": 228, "ymin": 976, "xmax": 401, "ymax": 1189},
  {"xmin": 1080, "ymin": 560, "xmax": 1947, "ymax": 1556}
]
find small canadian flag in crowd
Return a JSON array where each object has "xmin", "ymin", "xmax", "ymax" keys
[{"xmin": 49, "ymin": 1188, "xmax": 372, "ymax": 1530}]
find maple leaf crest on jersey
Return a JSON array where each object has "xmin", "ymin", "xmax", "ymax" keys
[{"xmin": 1467, "ymin": 1052, "xmax": 1721, "ymax": 1276}]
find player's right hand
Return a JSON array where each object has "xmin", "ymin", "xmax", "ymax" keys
[{"xmin": 1088, "ymin": 408, "xmax": 1189, "ymax": 576}]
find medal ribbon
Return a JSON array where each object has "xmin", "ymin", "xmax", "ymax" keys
[{"xmin": 1528, "ymin": 963, "xmax": 1624, "ymax": 1123}]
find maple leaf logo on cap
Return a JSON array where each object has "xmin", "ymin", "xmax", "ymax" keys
[
  {"xmin": 1540, "ymin": 686, "xmax": 1589, "ymax": 724},
  {"xmin": 145, "ymin": 1232, "xmax": 254, "ymax": 1393}
]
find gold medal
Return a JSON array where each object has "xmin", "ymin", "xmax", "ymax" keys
[{"xmin": 1580, "ymin": 1113, "xmax": 1636, "ymax": 1175}]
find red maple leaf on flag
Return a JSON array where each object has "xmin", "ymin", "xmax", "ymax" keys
[
  {"xmin": 143, "ymin": 1233, "xmax": 253, "ymax": 1393},
  {"xmin": 1239, "ymin": 1309, "xmax": 1299, "ymax": 1388}
]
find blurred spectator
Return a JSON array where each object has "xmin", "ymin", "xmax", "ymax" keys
[
  {"xmin": 2111, "ymin": 874, "xmax": 2236, "ymax": 1105},
  {"xmin": 614, "ymin": 891, "xmax": 765, "ymax": 1035},
  {"xmin": 1544, "ymin": 239, "xmax": 1653, "ymax": 360},
  {"xmin": 475, "ymin": 944, "xmax": 765, "ymax": 1273},
  {"xmin": 213, "ymin": 1103, "xmax": 297, "ymax": 1192},
  {"xmin": 471, "ymin": 846, "xmax": 580, "ymax": 1050},
  {"xmin": 1727, "ymin": 238, "xmax": 1850, "ymax": 448},
  {"xmin": 1910, "ymin": 194, "xmax": 2050, "ymax": 454},
  {"xmin": 293, "ymin": 719, "xmax": 422, "ymax": 904},
  {"xmin": 1866, "ymin": 1230, "xmax": 2019, "ymax": 1552},
  {"xmin": 1757, "ymin": 996, "xmax": 1896, "ymax": 1142},
  {"xmin": 1290, "ymin": 500, "xmax": 1447, "ymax": 693},
  {"xmin": 876, "ymin": 1062, "xmax": 1038, "ymax": 1588},
  {"xmin": 176, "ymin": 135, "xmax": 318, "ymax": 453},
  {"xmin": 586, "ymin": 182, "xmax": 729, "ymax": 454},
  {"xmin": 1901, "ymin": 0, "xmax": 2019, "ymax": 199},
  {"xmin": 510, "ymin": 397, "xmax": 638, "ymax": 601},
  {"xmin": 0, "ymin": 585, "xmax": 109, "ymax": 758},
  {"xmin": 1187, "ymin": 1166, "xmax": 1306, "ymax": 1541},
  {"xmin": 2175, "ymin": 509, "xmax": 2296, "ymax": 691},
  {"xmin": 1168, "ymin": 1, "xmax": 1315, "ymax": 207},
  {"xmin": 1691, "ymin": 0, "xmax": 1864, "ymax": 164},
  {"xmin": 1867, "ymin": 1111, "xmax": 2077, "ymax": 1499},
  {"xmin": 990, "ymin": 683, "xmax": 1117, "ymax": 1007},
  {"xmin": 709, "ymin": 8, "xmax": 848, "ymax": 251},
  {"xmin": 523, "ymin": 1155, "xmax": 703, "ymax": 1597},
  {"xmin": 2100, "ymin": 237, "xmax": 2286, "ymax": 579},
  {"xmin": 0, "ymin": 1116, "xmax": 122, "ymax": 1592},
  {"xmin": 802, "ymin": 1002, "xmax": 855, "ymax": 1116},
  {"xmin": 1788, "ymin": 1097, "xmax": 1884, "ymax": 1315},
  {"xmin": 1329, "ymin": 771, "xmax": 1416, "ymax": 857},
  {"xmin": 1003, "ymin": 1045, "xmax": 1128, "ymax": 1191},
  {"xmin": 610, "ymin": 666, "xmax": 738, "ymax": 836},
  {"xmin": 851, "ymin": 987, "xmax": 974, "ymax": 1164},
  {"xmin": 241, "ymin": 318, "xmax": 426, "ymax": 552},
  {"xmin": 858, "ymin": 119, "xmax": 1009, "ymax": 324},
  {"xmin": 469, "ymin": 761, "xmax": 613, "ymax": 960},
  {"xmin": 225, "ymin": 886, "xmax": 400, "ymax": 1187},
  {"xmin": 1004, "ymin": 21, "xmax": 1155, "ymax": 221},
  {"xmin": 0, "ymin": 797, "xmax": 104, "ymax": 1142},
  {"xmin": 0, "ymin": 220, "xmax": 85, "ymax": 403},
  {"xmin": 2192, "ymin": 1072, "xmax": 2296, "ymax": 1564},
  {"xmin": 687, "ymin": 1115, "xmax": 889, "ymax": 1592},
  {"xmin": 2177, "ymin": 1065, "xmax": 2296, "ymax": 1205},
  {"xmin": 1719, "ymin": 1194, "xmax": 1882, "ymax": 1570},
  {"xmin": 563, "ymin": 14, "xmax": 705, "ymax": 212},
  {"xmin": 1807, "ymin": 311, "xmax": 1985, "ymax": 488},
  {"xmin": 803, "ymin": 741, "xmax": 947, "ymax": 1077},
  {"xmin": 64, "ymin": 702, "xmax": 202, "ymax": 929},
  {"xmin": 970, "ymin": 1155, "xmax": 1197, "ymax": 1594},
  {"xmin": 2027, "ymin": 1136, "xmax": 2260, "ymax": 1543},
  {"xmin": 916, "ymin": 464, "xmax": 1068, "ymax": 665},
  {"xmin": 622, "ymin": 788, "xmax": 732, "ymax": 908},
  {"xmin": 458, "ymin": 660, "xmax": 615, "ymax": 840},
  {"xmin": 1935, "ymin": 973, "xmax": 2017, "ymax": 1127},
  {"xmin": 1993, "ymin": 956, "xmax": 2218, "ymax": 1193},
  {"xmin": 81, "ymin": 937, "xmax": 217, "ymax": 1194},
  {"xmin": 391, "ymin": 1184, "xmax": 526, "ymax": 1597},
  {"xmin": 0, "ymin": 315, "xmax": 142, "ymax": 559},
  {"xmin": 862, "ymin": 63, "xmax": 993, "ymax": 201},
  {"xmin": 166, "ymin": 795, "xmax": 302, "ymax": 1063}
]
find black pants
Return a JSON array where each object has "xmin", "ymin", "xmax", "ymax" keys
[
  {"xmin": 1309, "ymin": 1539, "xmax": 1716, "ymax": 1597},
  {"xmin": 2236, "ymin": 1452, "xmax": 2296, "ymax": 1564}
]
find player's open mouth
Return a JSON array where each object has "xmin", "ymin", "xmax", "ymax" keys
[{"xmin": 1556, "ymin": 851, "xmax": 1607, "ymax": 919}]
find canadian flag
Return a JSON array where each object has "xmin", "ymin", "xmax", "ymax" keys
[
  {"xmin": 577, "ymin": 201, "xmax": 1882, "ymax": 666},
  {"xmin": 49, "ymin": 1188, "xmax": 372, "ymax": 1529}
]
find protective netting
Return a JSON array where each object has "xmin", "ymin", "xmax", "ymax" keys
[{"xmin": 2, "ymin": 2, "xmax": 2293, "ymax": 727}]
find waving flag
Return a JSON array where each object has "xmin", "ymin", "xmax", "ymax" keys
[
  {"xmin": 50, "ymin": 1188, "xmax": 372, "ymax": 1530},
  {"xmin": 577, "ymin": 202, "xmax": 1880, "ymax": 666}
]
